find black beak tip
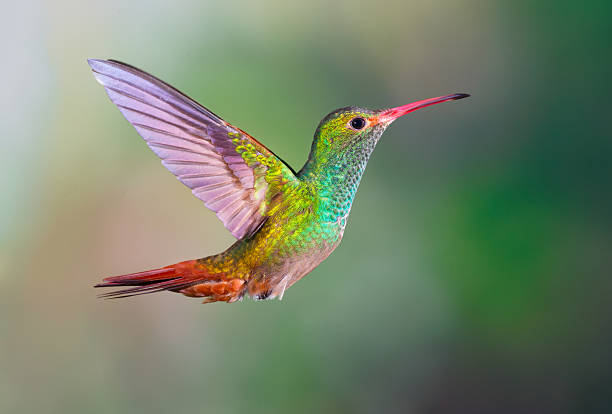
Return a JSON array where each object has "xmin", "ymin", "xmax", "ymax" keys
[{"xmin": 453, "ymin": 93, "xmax": 471, "ymax": 100}]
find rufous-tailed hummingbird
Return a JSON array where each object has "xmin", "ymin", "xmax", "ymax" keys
[{"xmin": 89, "ymin": 59, "xmax": 469, "ymax": 303}]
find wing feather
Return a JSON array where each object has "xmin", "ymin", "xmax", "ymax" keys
[{"xmin": 89, "ymin": 59, "xmax": 298, "ymax": 239}]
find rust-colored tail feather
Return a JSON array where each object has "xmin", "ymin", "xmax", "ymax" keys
[
  {"xmin": 96, "ymin": 260, "xmax": 206, "ymax": 299},
  {"xmin": 95, "ymin": 260, "xmax": 245, "ymax": 303}
]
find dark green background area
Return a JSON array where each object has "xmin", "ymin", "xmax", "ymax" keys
[{"xmin": 2, "ymin": 1, "xmax": 610, "ymax": 413}]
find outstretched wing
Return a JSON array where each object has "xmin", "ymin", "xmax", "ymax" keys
[{"xmin": 88, "ymin": 59, "xmax": 299, "ymax": 240}]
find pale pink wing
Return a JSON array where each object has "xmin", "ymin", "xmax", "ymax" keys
[{"xmin": 88, "ymin": 59, "xmax": 298, "ymax": 239}]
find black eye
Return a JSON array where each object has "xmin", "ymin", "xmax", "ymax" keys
[{"xmin": 350, "ymin": 117, "xmax": 366, "ymax": 130}]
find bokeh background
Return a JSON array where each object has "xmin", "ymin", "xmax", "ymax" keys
[{"xmin": 2, "ymin": 1, "xmax": 611, "ymax": 413}]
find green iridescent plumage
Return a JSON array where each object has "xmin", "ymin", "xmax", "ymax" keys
[
  {"xmin": 199, "ymin": 108, "xmax": 387, "ymax": 299},
  {"xmin": 89, "ymin": 59, "xmax": 468, "ymax": 302}
]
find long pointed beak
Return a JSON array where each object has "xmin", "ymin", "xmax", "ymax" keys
[{"xmin": 378, "ymin": 93, "xmax": 470, "ymax": 124}]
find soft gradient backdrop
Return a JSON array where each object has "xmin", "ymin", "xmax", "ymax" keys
[{"xmin": 2, "ymin": 1, "xmax": 611, "ymax": 413}]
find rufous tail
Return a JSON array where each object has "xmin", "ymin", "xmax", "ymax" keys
[{"xmin": 95, "ymin": 259, "xmax": 245, "ymax": 303}]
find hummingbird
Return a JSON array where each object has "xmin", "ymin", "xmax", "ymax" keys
[{"xmin": 89, "ymin": 59, "xmax": 469, "ymax": 303}]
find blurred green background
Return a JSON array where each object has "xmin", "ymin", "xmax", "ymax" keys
[{"xmin": 2, "ymin": 0, "xmax": 611, "ymax": 413}]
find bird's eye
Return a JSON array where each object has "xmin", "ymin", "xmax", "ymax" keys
[{"xmin": 349, "ymin": 117, "xmax": 366, "ymax": 130}]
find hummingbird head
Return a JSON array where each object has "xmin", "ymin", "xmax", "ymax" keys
[{"xmin": 300, "ymin": 93, "xmax": 469, "ymax": 177}]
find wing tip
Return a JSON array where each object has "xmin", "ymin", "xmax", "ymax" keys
[
  {"xmin": 88, "ymin": 58, "xmax": 127, "ymax": 74},
  {"xmin": 87, "ymin": 59, "xmax": 114, "ymax": 85},
  {"xmin": 87, "ymin": 58, "xmax": 107, "ymax": 70}
]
